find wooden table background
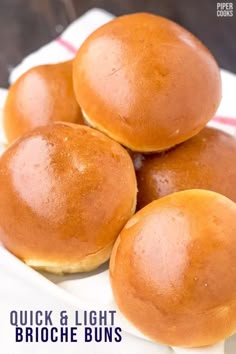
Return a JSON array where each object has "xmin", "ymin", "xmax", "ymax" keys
[{"xmin": 0, "ymin": 0, "xmax": 235, "ymax": 88}]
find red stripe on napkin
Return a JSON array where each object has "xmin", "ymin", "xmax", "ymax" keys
[
  {"xmin": 213, "ymin": 116, "xmax": 236, "ymax": 127},
  {"xmin": 56, "ymin": 37, "xmax": 77, "ymax": 54}
]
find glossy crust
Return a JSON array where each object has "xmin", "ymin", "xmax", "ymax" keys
[
  {"xmin": 73, "ymin": 13, "xmax": 221, "ymax": 152},
  {"xmin": 135, "ymin": 127, "xmax": 236, "ymax": 209},
  {"xmin": 110, "ymin": 190, "xmax": 236, "ymax": 347},
  {"xmin": 4, "ymin": 60, "xmax": 84, "ymax": 144},
  {"xmin": 0, "ymin": 123, "xmax": 137, "ymax": 273}
]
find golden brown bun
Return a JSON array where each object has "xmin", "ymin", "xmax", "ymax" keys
[
  {"xmin": 0, "ymin": 123, "xmax": 137, "ymax": 273},
  {"xmin": 110, "ymin": 189, "xmax": 236, "ymax": 347},
  {"xmin": 135, "ymin": 127, "xmax": 236, "ymax": 209},
  {"xmin": 4, "ymin": 60, "xmax": 84, "ymax": 144},
  {"xmin": 73, "ymin": 13, "xmax": 221, "ymax": 152}
]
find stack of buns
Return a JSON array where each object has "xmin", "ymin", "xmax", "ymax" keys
[{"xmin": 1, "ymin": 11, "xmax": 236, "ymax": 349}]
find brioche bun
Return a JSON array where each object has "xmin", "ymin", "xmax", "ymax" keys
[
  {"xmin": 0, "ymin": 124, "xmax": 137, "ymax": 273},
  {"xmin": 135, "ymin": 127, "xmax": 236, "ymax": 209},
  {"xmin": 110, "ymin": 189, "xmax": 236, "ymax": 347},
  {"xmin": 4, "ymin": 60, "xmax": 84, "ymax": 144},
  {"xmin": 73, "ymin": 13, "xmax": 221, "ymax": 152}
]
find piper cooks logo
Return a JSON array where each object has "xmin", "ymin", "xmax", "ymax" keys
[{"xmin": 217, "ymin": 2, "xmax": 234, "ymax": 16}]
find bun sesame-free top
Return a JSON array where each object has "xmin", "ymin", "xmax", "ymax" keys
[
  {"xmin": 4, "ymin": 60, "xmax": 84, "ymax": 144},
  {"xmin": 0, "ymin": 123, "xmax": 137, "ymax": 273},
  {"xmin": 73, "ymin": 13, "xmax": 221, "ymax": 152},
  {"xmin": 110, "ymin": 190, "xmax": 236, "ymax": 347},
  {"xmin": 135, "ymin": 127, "xmax": 236, "ymax": 209}
]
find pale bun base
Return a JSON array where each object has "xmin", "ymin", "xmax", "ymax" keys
[
  {"xmin": 24, "ymin": 242, "xmax": 113, "ymax": 274},
  {"xmin": 82, "ymin": 110, "xmax": 183, "ymax": 153}
]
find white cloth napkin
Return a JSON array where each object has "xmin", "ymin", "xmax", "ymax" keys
[
  {"xmin": 1, "ymin": 7, "xmax": 236, "ymax": 354},
  {"xmin": 9, "ymin": 8, "xmax": 114, "ymax": 84}
]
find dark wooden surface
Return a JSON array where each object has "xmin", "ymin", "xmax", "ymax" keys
[{"xmin": 0, "ymin": 0, "xmax": 235, "ymax": 88}]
